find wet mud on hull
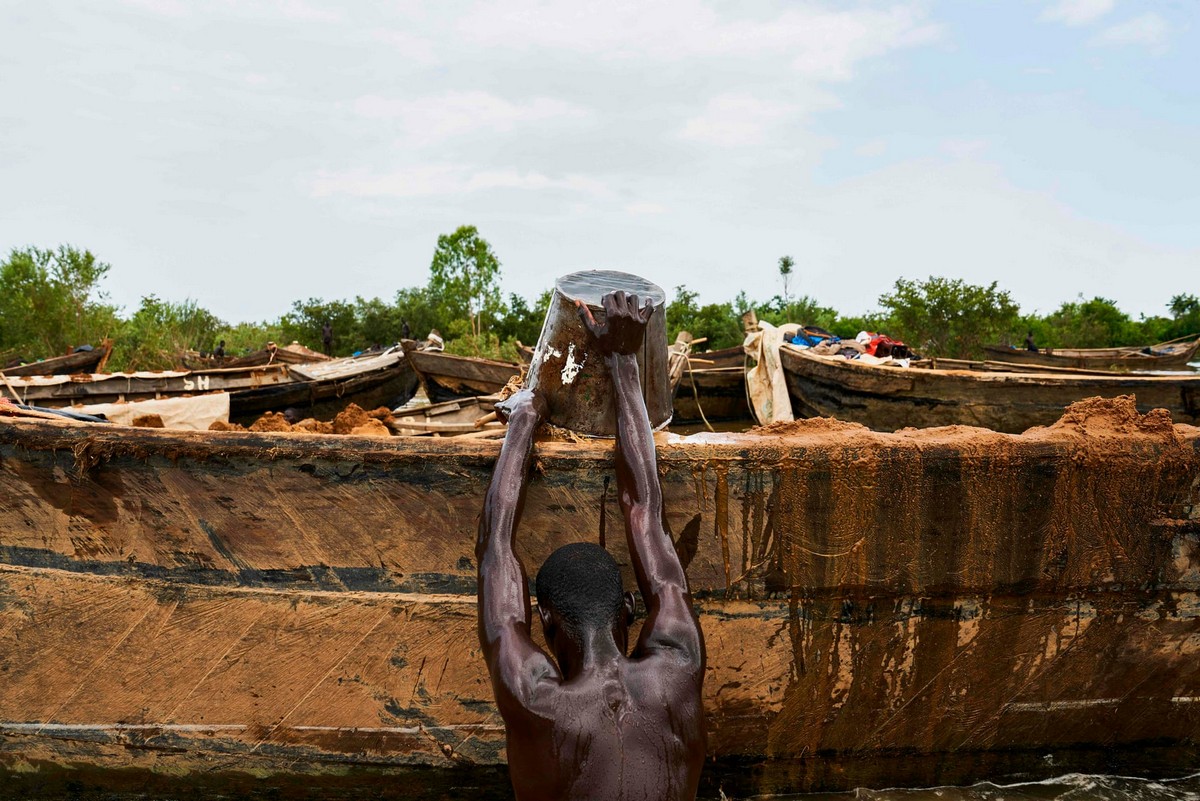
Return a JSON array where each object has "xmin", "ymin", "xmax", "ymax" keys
[{"xmin": 1, "ymin": 398, "xmax": 1199, "ymax": 793}]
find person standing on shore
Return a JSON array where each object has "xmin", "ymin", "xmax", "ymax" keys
[
  {"xmin": 321, "ymin": 321, "xmax": 333, "ymax": 355},
  {"xmin": 476, "ymin": 290, "xmax": 706, "ymax": 801}
]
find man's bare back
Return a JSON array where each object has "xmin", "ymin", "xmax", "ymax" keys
[{"xmin": 477, "ymin": 290, "xmax": 706, "ymax": 800}]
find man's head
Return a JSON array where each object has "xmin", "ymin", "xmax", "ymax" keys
[{"xmin": 536, "ymin": 542, "xmax": 635, "ymax": 670}]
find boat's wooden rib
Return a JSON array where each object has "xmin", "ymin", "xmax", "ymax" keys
[
  {"xmin": 985, "ymin": 335, "xmax": 1200, "ymax": 371},
  {"xmin": 403, "ymin": 348, "xmax": 521, "ymax": 403},
  {"xmin": 0, "ymin": 340, "xmax": 113, "ymax": 377},
  {"xmin": 781, "ymin": 345, "xmax": 1200, "ymax": 433},
  {"xmin": 1, "ymin": 398, "xmax": 1199, "ymax": 793}
]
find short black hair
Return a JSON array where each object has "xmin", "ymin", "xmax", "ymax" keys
[{"xmin": 536, "ymin": 542, "xmax": 625, "ymax": 638}]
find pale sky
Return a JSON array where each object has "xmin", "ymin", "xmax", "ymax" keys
[{"xmin": 1, "ymin": 1, "xmax": 1196, "ymax": 323}]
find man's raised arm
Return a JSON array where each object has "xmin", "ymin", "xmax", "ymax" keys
[
  {"xmin": 476, "ymin": 390, "xmax": 555, "ymax": 701},
  {"xmin": 577, "ymin": 292, "xmax": 704, "ymax": 665}
]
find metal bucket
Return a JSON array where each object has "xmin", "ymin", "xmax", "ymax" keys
[{"xmin": 525, "ymin": 270, "xmax": 671, "ymax": 436}]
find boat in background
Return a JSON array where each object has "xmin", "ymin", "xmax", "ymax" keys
[
  {"xmin": 984, "ymin": 334, "xmax": 1200, "ymax": 371},
  {"xmin": 0, "ymin": 340, "xmax": 113, "ymax": 377},
  {"xmin": 780, "ymin": 344, "xmax": 1200, "ymax": 433},
  {"xmin": 672, "ymin": 345, "xmax": 751, "ymax": 425},
  {"xmin": 0, "ymin": 348, "xmax": 418, "ymax": 424},
  {"xmin": 182, "ymin": 341, "xmax": 331, "ymax": 370},
  {"xmin": 402, "ymin": 345, "xmax": 521, "ymax": 403}
]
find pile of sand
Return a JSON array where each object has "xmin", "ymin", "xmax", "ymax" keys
[
  {"xmin": 209, "ymin": 404, "xmax": 395, "ymax": 437},
  {"xmin": 1035, "ymin": 394, "xmax": 1180, "ymax": 440},
  {"xmin": 750, "ymin": 417, "xmax": 868, "ymax": 436}
]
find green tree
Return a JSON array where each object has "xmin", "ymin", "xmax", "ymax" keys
[
  {"xmin": 354, "ymin": 296, "xmax": 405, "ymax": 348},
  {"xmin": 878, "ymin": 277, "xmax": 1020, "ymax": 359},
  {"xmin": 427, "ymin": 225, "xmax": 502, "ymax": 340},
  {"xmin": 494, "ymin": 290, "xmax": 552, "ymax": 347},
  {"xmin": 0, "ymin": 245, "xmax": 118, "ymax": 358},
  {"xmin": 667, "ymin": 285, "xmax": 751, "ymax": 350},
  {"xmin": 280, "ymin": 298, "xmax": 359, "ymax": 356},
  {"xmin": 777, "ymin": 255, "xmax": 794, "ymax": 304},
  {"xmin": 1165, "ymin": 294, "xmax": 1200, "ymax": 342},
  {"xmin": 109, "ymin": 295, "xmax": 224, "ymax": 371},
  {"xmin": 214, "ymin": 320, "xmax": 286, "ymax": 357},
  {"xmin": 1038, "ymin": 296, "xmax": 1136, "ymax": 349},
  {"xmin": 393, "ymin": 286, "xmax": 445, "ymax": 343},
  {"xmin": 756, "ymin": 294, "xmax": 840, "ymax": 334}
]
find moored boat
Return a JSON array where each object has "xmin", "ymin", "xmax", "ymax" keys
[
  {"xmin": 780, "ymin": 344, "xmax": 1200, "ymax": 433},
  {"xmin": 0, "ymin": 340, "xmax": 113, "ymax": 377},
  {"xmin": 229, "ymin": 348, "xmax": 418, "ymax": 421},
  {"xmin": 984, "ymin": 334, "xmax": 1200, "ymax": 371},
  {"xmin": 1, "ymin": 397, "xmax": 1199, "ymax": 794},
  {"xmin": 403, "ymin": 347, "xmax": 521, "ymax": 403},
  {"xmin": 0, "ymin": 349, "xmax": 418, "ymax": 424}
]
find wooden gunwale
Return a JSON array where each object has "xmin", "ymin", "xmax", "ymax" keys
[
  {"xmin": 984, "ymin": 335, "xmax": 1200, "ymax": 370},
  {"xmin": 781, "ymin": 345, "xmax": 1200, "ymax": 432},
  {"xmin": 3, "ymin": 409, "xmax": 1200, "ymax": 792}
]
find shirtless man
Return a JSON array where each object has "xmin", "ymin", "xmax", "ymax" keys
[{"xmin": 477, "ymin": 290, "xmax": 706, "ymax": 801}]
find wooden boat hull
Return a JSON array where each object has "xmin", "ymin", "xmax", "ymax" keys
[
  {"xmin": 782, "ymin": 346, "xmax": 1200, "ymax": 433},
  {"xmin": 984, "ymin": 338, "xmax": 1200, "ymax": 371},
  {"xmin": 0, "ymin": 342, "xmax": 111, "ymax": 377},
  {"xmin": 2, "ymin": 400, "xmax": 1199, "ymax": 793},
  {"xmin": 229, "ymin": 357, "xmax": 418, "ymax": 422},
  {"xmin": 673, "ymin": 366, "xmax": 751, "ymax": 423},
  {"xmin": 2, "ymin": 365, "xmax": 293, "ymax": 407},
  {"xmin": 404, "ymin": 349, "xmax": 520, "ymax": 403},
  {"xmin": 2, "ymin": 359, "xmax": 418, "ymax": 424}
]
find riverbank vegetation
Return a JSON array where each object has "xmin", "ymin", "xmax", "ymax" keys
[{"xmin": 2, "ymin": 229, "xmax": 1196, "ymax": 371}]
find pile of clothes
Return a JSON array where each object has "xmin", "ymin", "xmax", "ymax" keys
[{"xmin": 789, "ymin": 327, "xmax": 912, "ymax": 362}]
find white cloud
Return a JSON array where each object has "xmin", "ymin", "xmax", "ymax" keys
[
  {"xmin": 1040, "ymin": 0, "xmax": 1115, "ymax": 27},
  {"xmin": 680, "ymin": 94, "xmax": 797, "ymax": 148},
  {"xmin": 458, "ymin": 0, "xmax": 940, "ymax": 81},
  {"xmin": 855, "ymin": 139, "xmax": 888, "ymax": 158},
  {"xmin": 352, "ymin": 91, "xmax": 592, "ymax": 146},
  {"xmin": 940, "ymin": 138, "xmax": 989, "ymax": 159},
  {"xmin": 368, "ymin": 29, "xmax": 439, "ymax": 65},
  {"xmin": 1091, "ymin": 13, "xmax": 1169, "ymax": 53},
  {"xmin": 626, "ymin": 202, "xmax": 666, "ymax": 215},
  {"xmin": 310, "ymin": 164, "xmax": 611, "ymax": 199}
]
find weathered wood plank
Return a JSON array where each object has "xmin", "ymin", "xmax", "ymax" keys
[{"xmin": 1, "ymin": 399, "xmax": 1199, "ymax": 791}]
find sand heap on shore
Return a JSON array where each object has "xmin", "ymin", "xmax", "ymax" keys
[{"xmin": 209, "ymin": 404, "xmax": 395, "ymax": 437}]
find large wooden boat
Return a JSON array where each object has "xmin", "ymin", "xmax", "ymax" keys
[
  {"xmin": 229, "ymin": 349, "xmax": 418, "ymax": 421},
  {"xmin": 984, "ymin": 335, "xmax": 1200, "ymax": 371},
  {"xmin": 2, "ymin": 397, "xmax": 1199, "ymax": 796},
  {"xmin": 781, "ymin": 345, "xmax": 1200, "ymax": 433},
  {"xmin": 1, "ymin": 363, "xmax": 293, "ymax": 408},
  {"xmin": 1, "ymin": 350, "xmax": 418, "ymax": 424},
  {"xmin": 183, "ymin": 341, "xmax": 331, "ymax": 370},
  {"xmin": 403, "ymin": 348, "xmax": 521, "ymax": 403},
  {"xmin": 0, "ymin": 340, "xmax": 112, "ymax": 377}
]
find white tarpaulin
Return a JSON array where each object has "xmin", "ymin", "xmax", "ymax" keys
[
  {"xmin": 74, "ymin": 392, "xmax": 230, "ymax": 430},
  {"xmin": 743, "ymin": 321, "xmax": 800, "ymax": 425}
]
